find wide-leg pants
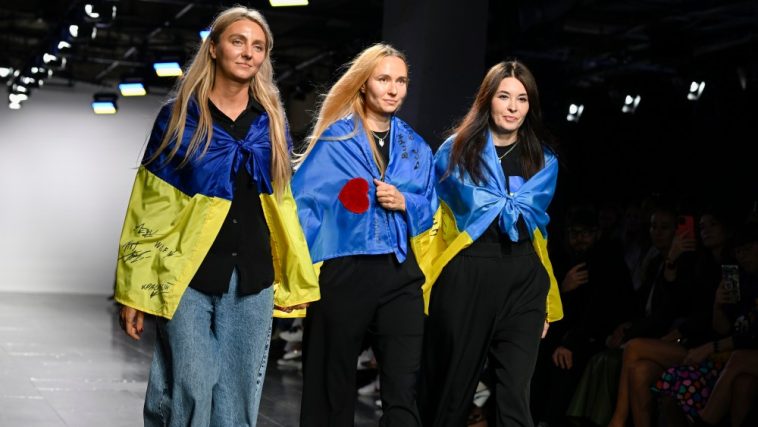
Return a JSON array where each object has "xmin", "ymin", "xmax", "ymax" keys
[
  {"xmin": 419, "ymin": 241, "xmax": 550, "ymax": 427},
  {"xmin": 144, "ymin": 269, "xmax": 274, "ymax": 427},
  {"xmin": 300, "ymin": 253, "xmax": 425, "ymax": 427}
]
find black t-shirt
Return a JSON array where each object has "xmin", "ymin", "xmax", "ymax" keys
[
  {"xmin": 188, "ymin": 97, "xmax": 274, "ymax": 295},
  {"xmin": 474, "ymin": 143, "xmax": 530, "ymax": 244},
  {"xmin": 371, "ymin": 128, "xmax": 391, "ymax": 166}
]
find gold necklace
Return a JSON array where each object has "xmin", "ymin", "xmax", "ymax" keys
[
  {"xmin": 497, "ymin": 142, "xmax": 519, "ymax": 161},
  {"xmin": 371, "ymin": 129, "xmax": 390, "ymax": 147}
]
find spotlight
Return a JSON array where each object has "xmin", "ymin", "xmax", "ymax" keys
[
  {"xmin": 153, "ymin": 62, "xmax": 183, "ymax": 77},
  {"xmin": 69, "ymin": 23, "xmax": 97, "ymax": 40},
  {"xmin": 566, "ymin": 103, "xmax": 584, "ymax": 122},
  {"xmin": 43, "ymin": 53, "xmax": 67, "ymax": 70},
  {"xmin": 57, "ymin": 40, "xmax": 72, "ymax": 50},
  {"xmin": 687, "ymin": 81, "xmax": 705, "ymax": 101},
  {"xmin": 9, "ymin": 93, "xmax": 29, "ymax": 103},
  {"xmin": 8, "ymin": 101, "xmax": 21, "ymax": 110},
  {"xmin": 270, "ymin": 0, "xmax": 309, "ymax": 6},
  {"xmin": 83, "ymin": 2, "xmax": 118, "ymax": 27},
  {"xmin": 0, "ymin": 67, "xmax": 12, "ymax": 79},
  {"xmin": 118, "ymin": 82, "xmax": 147, "ymax": 96},
  {"xmin": 92, "ymin": 92, "xmax": 118, "ymax": 114},
  {"xmin": 11, "ymin": 84, "xmax": 29, "ymax": 94},
  {"xmin": 199, "ymin": 30, "xmax": 210, "ymax": 41},
  {"xmin": 621, "ymin": 94, "xmax": 641, "ymax": 114}
]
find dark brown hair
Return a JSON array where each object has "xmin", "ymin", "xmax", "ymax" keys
[{"xmin": 447, "ymin": 60, "xmax": 551, "ymax": 184}]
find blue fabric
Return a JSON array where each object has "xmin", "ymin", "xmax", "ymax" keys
[
  {"xmin": 434, "ymin": 131, "xmax": 558, "ymax": 242},
  {"xmin": 144, "ymin": 99, "xmax": 276, "ymax": 199},
  {"xmin": 144, "ymin": 269, "xmax": 274, "ymax": 427},
  {"xmin": 292, "ymin": 115, "xmax": 437, "ymax": 263}
]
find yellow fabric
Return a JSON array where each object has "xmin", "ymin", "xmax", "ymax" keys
[
  {"xmin": 260, "ymin": 187, "xmax": 320, "ymax": 318},
  {"xmin": 531, "ymin": 227, "xmax": 563, "ymax": 322},
  {"xmin": 416, "ymin": 202, "xmax": 473, "ymax": 314},
  {"xmin": 418, "ymin": 201, "xmax": 563, "ymax": 321},
  {"xmin": 115, "ymin": 168, "xmax": 320, "ymax": 320},
  {"xmin": 114, "ymin": 167, "xmax": 230, "ymax": 319}
]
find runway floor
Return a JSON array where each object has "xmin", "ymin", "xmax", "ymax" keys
[{"xmin": 0, "ymin": 292, "xmax": 381, "ymax": 426}]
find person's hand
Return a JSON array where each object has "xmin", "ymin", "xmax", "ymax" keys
[
  {"xmin": 714, "ymin": 279, "xmax": 738, "ymax": 305},
  {"xmin": 667, "ymin": 232, "xmax": 696, "ymax": 264},
  {"xmin": 561, "ymin": 263, "xmax": 589, "ymax": 292},
  {"xmin": 552, "ymin": 346, "xmax": 573, "ymax": 369},
  {"xmin": 275, "ymin": 303, "xmax": 310, "ymax": 313},
  {"xmin": 542, "ymin": 320, "xmax": 550, "ymax": 338},
  {"xmin": 119, "ymin": 306, "xmax": 145, "ymax": 340},
  {"xmin": 683, "ymin": 342, "xmax": 714, "ymax": 365},
  {"xmin": 374, "ymin": 179, "xmax": 406, "ymax": 212}
]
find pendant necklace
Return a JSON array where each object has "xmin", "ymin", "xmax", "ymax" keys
[
  {"xmin": 371, "ymin": 129, "xmax": 390, "ymax": 147},
  {"xmin": 497, "ymin": 142, "xmax": 519, "ymax": 161}
]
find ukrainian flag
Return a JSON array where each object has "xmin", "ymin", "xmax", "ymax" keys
[
  {"xmin": 115, "ymin": 101, "xmax": 319, "ymax": 319},
  {"xmin": 422, "ymin": 134, "xmax": 563, "ymax": 322}
]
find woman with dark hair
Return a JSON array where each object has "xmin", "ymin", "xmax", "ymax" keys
[
  {"xmin": 292, "ymin": 43, "xmax": 437, "ymax": 426},
  {"xmin": 419, "ymin": 60, "xmax": 562, "ymax": 427},
  {"xmin": 114, "ymin": 6, "xmax": 318, "ymax": 426}
]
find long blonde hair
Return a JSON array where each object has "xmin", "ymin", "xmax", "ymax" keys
[
  {"xmin": 145, "ymin": 6, "xmax": 291, "ymax": 197},
  {"xmin": 295, "ymin": 43, "xmax": 407, "ymax": 176}
]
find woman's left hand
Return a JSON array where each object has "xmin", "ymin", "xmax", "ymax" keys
[
  {"xmin": 374, "ymin": 179, "xmax": 406, "ymax": 212},
  {"xmin": 275, "ymin": 303, "xmax": 310, "ymax": 313}
]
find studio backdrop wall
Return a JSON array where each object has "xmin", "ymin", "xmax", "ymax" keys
[{"xmin": 0, "ymin": 82, "xmax": 164, "ymax": 295}]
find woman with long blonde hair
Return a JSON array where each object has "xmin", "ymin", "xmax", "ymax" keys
[
  {"xmin": 114, "ymin": 6, "xmax": 318, "ymax": 426},
  {"xmin": 292, "ymin": 43, "xmax": 437, "ymax": 426}
]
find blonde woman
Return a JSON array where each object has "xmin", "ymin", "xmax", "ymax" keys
[
  {"xmin": 292, "ymin": 44, "xmax": 437, "ymax": 426},
  {"xmin": 114, "ymin": 6, "xmax": 318, "ymax": 426}
]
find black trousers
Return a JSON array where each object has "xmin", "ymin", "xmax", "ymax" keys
[
  {"xmin": 300, "ymin": 253, "xmax": 425, "ymax": 427},
  {"xmin": 419, "ymin": 240, "xmax": 550, "ymax": 427}
]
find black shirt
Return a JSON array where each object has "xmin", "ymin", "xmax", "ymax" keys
[
  {"xmin": 474, "ymin": 143, "xmax": 530, "ymax": 245},
  {"xmin": 188, "ymin": 96, "xmax": 275, "ymax": 295},
  {"xmin": 371, "ymin": 128, "xmax": 391, "ymax": 166}
]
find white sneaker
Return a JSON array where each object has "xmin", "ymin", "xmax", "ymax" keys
[
  {"xmin": 281, "ymin": 349, "xmax": 301, "ymax": 360},
  {"xmin": 472, "ymin": 381, "xmax": 490, "ymax": 407},
  {"xmin": 280, "ymin": 325, "xmax": 303, "ymax": 342},
  {"xmin": 357, "ymin": 347, "xmax": 376, "ymax": 370},
  {"xmin": 357, "ymin": 376, "xmax": 380, "ymax": 396}
]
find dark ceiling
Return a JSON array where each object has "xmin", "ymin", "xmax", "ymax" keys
[{"xmin": 1, "ymin": 0, "xmax": 756, "ymax": 103}]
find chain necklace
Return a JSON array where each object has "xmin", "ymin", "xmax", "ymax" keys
[
  {"xmin": 496, "ymin": 142, "xmax": 519, "ymax": 161},
  {"xmin": 371, "ymin": 129, "xmax": 390, "ymax": 147}
]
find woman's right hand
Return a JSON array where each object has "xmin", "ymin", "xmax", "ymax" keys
[
  {"xmin": 667, "ymin": 232, "xmax": 696, "ymax": 264},
  {"xmin": 119, "ymin": 305, "xmax": 145, "ymax": 340},
  {"xmin": 561, "ymin": 262, "xmax": 588, "ymax": 292}
]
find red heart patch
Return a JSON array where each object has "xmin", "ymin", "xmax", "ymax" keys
[{"xmin": 338, "ymin": 178, "xmax": 370, "ymax": 214}]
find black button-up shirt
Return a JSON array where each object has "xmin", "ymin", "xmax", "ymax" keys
[{"xmin": 188, "ymin": 96, "xmax": 275, "ymax": 295}]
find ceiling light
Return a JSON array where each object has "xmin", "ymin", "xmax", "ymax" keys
[
  {"xmin": 269, "ymin": 0, "xmax": 309, "ymax": 6},
  {"xmin": 92, "ymin": 92, "xmax": 118, "ymax": 114},
  {"xmin": 687, "ymin": 81, "xmax": 705, "ymax": 101},
  {"xmin": 0, "ymin": 67, "xmax": 12, "ymax": 78},
  {"xmin": 118, "ymin": 82, "xmax": 147, "ymax": 96},
  {"xmin": 566, "ymin": 103, "xmax": 584, "ymax": 122},
  {"xmin": 9, "ymin": 101, "xmax": 21, "ymax": 110},
  {"xmin": 153, "ymin": 62, "xmax": 183, "ymax": 77},
  {"xmin": 621, "ymin": 94, "xmax": 641, "ymax": 114}
]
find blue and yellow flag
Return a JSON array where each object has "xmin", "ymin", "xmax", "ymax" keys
[
  {"xmin": 423, "ymin": 133, "xmax": 563, "ymax": 322},
  {"xmin": 292, "ymin": 115, "xmax": 437, "ymax": 275},
  {"xmin": 115, "ymin": 101, "xmax": 319, "ymax": 319}
]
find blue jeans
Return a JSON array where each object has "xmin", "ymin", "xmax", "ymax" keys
[{"xmin": 144, "ymin": 269, "xmax": 273, "ymax": 427}]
